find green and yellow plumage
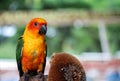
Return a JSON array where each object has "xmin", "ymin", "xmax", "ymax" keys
[{"xmin": 16, "ymin": 18, "xmax": 47, "ymax": 77}]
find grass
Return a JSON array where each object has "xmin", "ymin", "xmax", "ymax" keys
[{"xmin": 0, "ymin": 42, "xmax": 16, "ymax": 59}]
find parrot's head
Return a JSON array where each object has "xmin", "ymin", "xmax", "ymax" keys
[{"xmin": 25, "ymin": 18, "xmax": 47, "ymax": 36}]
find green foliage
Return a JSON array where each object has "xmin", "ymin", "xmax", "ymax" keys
[
  {"xmin": 85, "ymin": 0, "xmax": 120, "ymax": 12},
  {"xmin": 0, "ymin": 42, "xmax": 16, "ymax": 59},
  {"xmin": 107, "ymin": 24, "xmax": 120, "ymax": 54},
  {"xmin": 70, "ymin": 26, "xmax": 101, "ymax": 53},
  {"xmin": 0, "ymin": 0, "xmax": 120, "ymax": 11},
  {"xmin": 10, "ymin": 26, "xmax": 25, "ymax": 43},
  {"xmin": 46, "ymin": 27, "xmax": 72, "ymax": 56},
  {"xmin": 46, "ymin": 26, "xmax": 101, "ymax": 56},
  {"xmin": 42, "ymin": 0, "xmax": 91, "ymax": 9},
  {"xmin": 47, "ymin": 24, "xmax": 120, "ymax": 56},
  {"xmin": 0, "ymin": 0, "xmax": 13, "ymax": 10},
  {"xmin": 0, "ymin": 26, "xmax": 24, "ymax": 59}
]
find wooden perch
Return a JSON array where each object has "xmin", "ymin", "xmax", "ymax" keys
[{"xmin": 19, "ymin": 75, "xmax": 48, "ymax": 81}]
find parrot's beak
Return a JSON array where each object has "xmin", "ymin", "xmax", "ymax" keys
[{"xmin": 39, "ymin": 25, "xmax": 47, "ymax": 35}]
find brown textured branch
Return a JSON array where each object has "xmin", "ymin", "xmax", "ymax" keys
[
  {"xmin": 48, "ymin": 53, "xmax": 86, "ymax": 81},
  {"xmin": 19, "ymin": 75, "xmax": 48, "ymax": 81}
]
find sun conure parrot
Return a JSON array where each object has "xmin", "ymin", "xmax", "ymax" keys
[{"xmin": 16, "ymin": 18, "xmax": 47, "ymax": 80}]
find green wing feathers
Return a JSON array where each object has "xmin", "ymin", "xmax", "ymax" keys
[{"xmin": 16, "ymin": 36, "xmax": 24, "ymax": 77}]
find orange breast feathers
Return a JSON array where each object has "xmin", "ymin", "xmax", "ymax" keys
[{"xmin": 21, "ymin": 35, "xmax": 46, "ymax": 73}]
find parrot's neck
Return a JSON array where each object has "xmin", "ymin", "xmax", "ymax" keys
[
  {"xmin": 23, "ymin": 29, "xmax": 45, "ymax": 44},
  {"xmin": 23, "ymin": 28, "xmax": 45, "ymax": 39}
]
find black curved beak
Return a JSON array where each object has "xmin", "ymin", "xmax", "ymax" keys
[{"xmin": 39, "ymin": 25, "xmax": 47, "ymax": 35}]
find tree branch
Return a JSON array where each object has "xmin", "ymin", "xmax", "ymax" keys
[{"xmin": 19, "ymin": 75, "xmax": 48, "ymax": 81}]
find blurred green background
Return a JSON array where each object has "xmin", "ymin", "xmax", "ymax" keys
[{"xmin": 0, "ymin": 0, "xmax": 120, "ymax": 59}]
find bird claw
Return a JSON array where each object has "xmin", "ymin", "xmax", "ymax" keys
[
  {"xmin": 23, "ymin": 72, "xmax": 30, "ymax": 81},
  {"xmin": 35, "ymin": 72, "xmax": 43, "ymax": 78}
]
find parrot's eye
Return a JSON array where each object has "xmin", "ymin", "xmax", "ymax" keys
[{"xmin": 34, "ymin": 22, "xmax": 38, "ymax": 27}]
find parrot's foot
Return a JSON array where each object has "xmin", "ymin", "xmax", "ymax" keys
[
  {"xmin": 23, "ymin": 73, "xmax": 30, "ymax": 81},
  {"xmin": 36, "ymin": 72, "xmax": 44, "ymax": 78}
]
